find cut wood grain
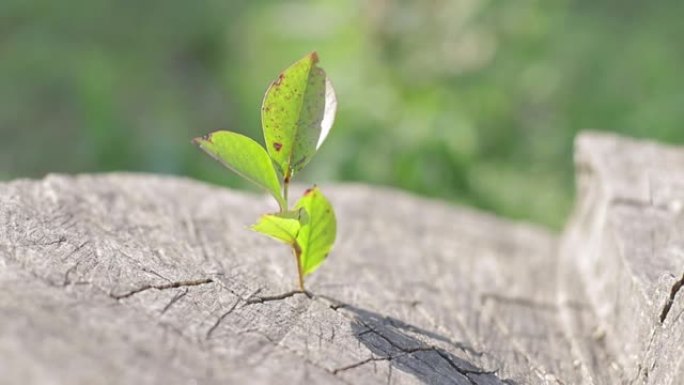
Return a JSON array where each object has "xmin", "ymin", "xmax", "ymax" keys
[
  {"xmin": 559, "ymin": 132, "xmax": 684, "ymax": 385},
  {"xmin": 0, "ymin": 132, "xmax": 682, "ymax": 384}
]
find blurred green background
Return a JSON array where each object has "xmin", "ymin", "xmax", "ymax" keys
[{"xmin": 2, "ymin": 0, "xmax": 683, "ymax": 228}]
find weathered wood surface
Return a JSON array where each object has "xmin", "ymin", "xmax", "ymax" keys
[
  {"xmin": 0, "ymin": 132, "xmax": 681, "ymax": 385},
  {"xmin": 559, "ymin": 132, "xmax": 684, "ymax": 385}
]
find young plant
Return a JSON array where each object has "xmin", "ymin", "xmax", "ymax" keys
[{"xmin": 193, "ymin": 52, "xmax": 337, "ymax": 291}]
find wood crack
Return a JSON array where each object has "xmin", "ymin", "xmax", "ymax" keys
[
  {"xmin": 320, "ymin": 295, "xmax": 502, "ymax": 383},
  {"xmin": 205, "ymin": 299, "xmax": 240, "ymax": 339},
  {"xmin": 161, "ymin": 288, "xmax": 188, "ymax": 314},
  {"xmin": 240, "ymin": 328, "xmax": 356, "ymax": 385},
  {"xmin": 245, "ymin": 289, "xmax": 312, "ymax": 305},
  {"xmin": 332, "ymin": 345, "xmax": 495, "ymax": 381},
  {"xmin": 481, "ymin": 293, "xmax": 558, "ymax": 312},
  {"xmin": 109, "ymin": 278, "xmax": 214, "ymax": 300},
  {"xmin": 659, "ymin": 272, "xmax": 684, "ymax": 323}
]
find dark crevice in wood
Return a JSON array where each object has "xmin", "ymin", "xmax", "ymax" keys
[
  {"xmin": 60, "ymin": 240, "xmax": 89, "ymax": 262},
  {"xmin": 435, "ymin": 349, "xmax": 498, "ymax": 377},
  {"xmin": 312, "ymin": 293, "xmax": 347, "ymax": 310},
  {"xmin": 247, "ymin": 290, "xmax": 500, "ymax": 382},
  {"xmin": 239, "ymin": 328, "xmax": 356, "ymax": 385},
  {"xmin": 332, "ymin": 345, "xmax": 496, "ymax": 381},
  {"xmin": 24, "ymin": 267, "xmax": 91, "ymax": 289},
  {"xmin": 320, "ymin": 293, "xmax": 485, "ymax": 359},
  {"xmin": 329, "ymin": 299, "xmax": 503, "ymax": 383},
  {"xmin": 332, "ymin": 355, "xmax": 387, "ymax": 374},
  {"xmin": 205, "ymin": 299, "xmax": 240, "ymax": 339},
  {"xmin": 659, "ymin": 272, "xmax": 684, "ymax": 323},
  {"xmin": 244, "ymin": 289, "xmax": 312, "ymax": 305},
  {"xmin": 332, "ymin": 346, "xmax": 437, "ymax": 374},
  {"xmin": 1, "ymin": 235, "xmax": 68, "ymax": 248},
  {"xmin": 109, "ymin": 278, "xmax": 214, "ymax": 300},
  {"xmin": 161, "ymin": 288, "xmax": 188, "ymax": 314},
  {"xmin": 481, "ymin": 293, "xmax": 559, "ymax": 312}
]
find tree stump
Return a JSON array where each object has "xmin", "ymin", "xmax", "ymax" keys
[{"xmin": 1, "ymin": 132, "xmax": 682, "ymax": 384}]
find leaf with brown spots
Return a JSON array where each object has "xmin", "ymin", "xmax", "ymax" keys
[
  {"xmin": 261, "ymin": 52, "xmax": 337, "ymax": 177},
  {"xmin": 294, "ymin": 186, "xmax": 336, "ymax": 276}
]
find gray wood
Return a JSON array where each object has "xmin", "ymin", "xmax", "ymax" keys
[
  {"xmin": 0, "ymin": 132, "xmax": 682, "ymax": 384},
  {"xmin": 559, "ymin": 132, "xmax": 684, "ymax": 385}
]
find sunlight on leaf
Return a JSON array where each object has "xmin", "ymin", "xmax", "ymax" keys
[
  {"xmin": 294, "ymin": 186, "xmax": 336, "ymax": 276},
  {"xmin": 193, "ymin": 130, "xmax": 286, "ymax": 210},
  {"xmin": 262, "ymin": 52, "xmax": 337, "ymax": 177},
  {"xmin": 194, "ymin": 53, "xmax": 339, "ymax": 290},
  {"xmin": 251, "ymin": 212, "xmax": 302, "ymax": 244}
]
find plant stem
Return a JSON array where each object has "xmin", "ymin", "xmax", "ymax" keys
[
  {"xmin": 293, "ymin": 241, "xmax": 305, "ymax": 291},
  {"xmin": 283, "ymin": 168, "xmax": 302, "ymax": 290},
  {"xmin": 282, "ymin": 168, "xmax": 292, "ymax": 212},
  {"xmin": 283, "ymin": 182, "xmax": 289, "ymax": 212}
]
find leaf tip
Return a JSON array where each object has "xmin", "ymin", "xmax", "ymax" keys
[
  {"xmin": 309, "ymin": 51, "xmax": 319, "ymax": 64},
  {"xmin": 303, "ymin": 185, "xmax": 318, "ymax": 196},
  {"xmin": 192, "ymin": 133, "xmax": 212, "ymax": 145}
]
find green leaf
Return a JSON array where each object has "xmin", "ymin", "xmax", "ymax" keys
[
  {"xmin": 251, "ymin": 212, "xmax": 302, "ymax": 244},
  {"xmin": 261, "ymin": 52, "xmax": 337, "ymax": 178},
  {"xmin": 294, "ymin": 186, "xmax": 336, "ymax": 276},
  {"xmin": 193, "ymin": 130, "xmax": 286, "ymax": 210}
]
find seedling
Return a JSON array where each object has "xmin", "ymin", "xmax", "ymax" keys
[{"xmin": 193, "ymin": 52, "xmax": 337, "ymax": 291}]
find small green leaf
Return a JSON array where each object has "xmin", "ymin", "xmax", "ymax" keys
[
  {"xmin": 251, "ymin": 212, "xmax": 302, "ymax": 244},
  {"xmin": 262, "ymin": 52, "xmax": 337, "ymax": 178},
  {"xmin": 294, "ymin": 186, "xmax": 336, "ymax": 276},
  {"xmin": 193, "ymin": 130, "xmax": 286, "ymax": 210}
]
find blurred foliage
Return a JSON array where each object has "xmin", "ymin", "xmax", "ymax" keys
[{"xmin": 1, "ymin": 0, "xmax": 683, "ymax": 228}]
